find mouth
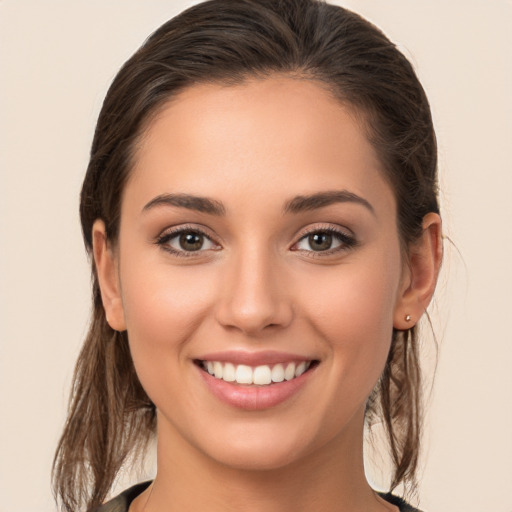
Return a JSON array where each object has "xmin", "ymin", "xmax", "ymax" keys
[{"xmin": 195, "ymin": 359, "xmax": 319, "ymax": 386}]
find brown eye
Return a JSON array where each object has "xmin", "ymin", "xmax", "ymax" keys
[
  {"xmin": 179, "ymin": 232, "xmax": 204, "ymax": 251},
  {"xmin": 293, "ymin": 228, "xmax": 357, "ymax": 255},
  {"xmin": 157, "ymin": 228, "xmax": 218, "ymax": 256},
  {"xmin": 307, "ymin": 233, "xmax": 333, "ymax": 251}
]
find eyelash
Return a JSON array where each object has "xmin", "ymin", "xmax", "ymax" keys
[
  {"xmin": 155, "ymin": 225, "xmax": 219, "ymax": 258},
  {"xmin": 292, "ymin": 226, "xmax": 358, "ymax": 256},
  {"xmin": 155, "ymin": 225, "xmax": 357, "ymax": 258}
]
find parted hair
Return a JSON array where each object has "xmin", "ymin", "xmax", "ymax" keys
[{"xmin": 53, "ymin": 1, "xmax": 439, "ymax": 510}]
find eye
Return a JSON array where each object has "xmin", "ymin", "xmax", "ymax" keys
[
  {"xmin": 293, "ymin": 228, "xmax": 357, "ymax": 254},
  {"xmin": 156, "ymin": 227, "xmax": 219, "ymax": 256},
  {"xmin": 297, "ymin": 232, "xmax": 339, "ymax": 252}
]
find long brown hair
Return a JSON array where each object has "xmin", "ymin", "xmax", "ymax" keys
[{"xmin": 53, "ymin": 1, "xmax": 439, "ymax": 510}]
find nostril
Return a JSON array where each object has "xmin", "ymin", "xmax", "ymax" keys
[{"xmin": 215, "ymin": 297, "xmax": 294, "ymax": 335}]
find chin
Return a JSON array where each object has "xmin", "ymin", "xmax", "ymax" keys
[
  {"xmin": 186, "ymin": 414, "xmax": 337, "ymax": 473},
  {"xmin": 204, "ymin": 438, "xmax": 309, "ymax": 472}
]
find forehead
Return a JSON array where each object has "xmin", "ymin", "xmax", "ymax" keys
[{"xmin": 126, "ymin": 77, "xmax": 394, "ymax": 216}]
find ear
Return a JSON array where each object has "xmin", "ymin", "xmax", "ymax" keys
[
  {"xmin": 393, "ymin": 212, "xmax": 443, "ymax": 329},
  {"xmin": 92, "ymin": 220, "xmax": 126, "ymax": 331}
]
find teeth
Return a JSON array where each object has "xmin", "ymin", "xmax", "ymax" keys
[
  {"xmin": 202, "ymin": 360, "xmax": 312, "ymax": 385},
  {"xmin": 213, "ymin": 361, "xmax": 223, "ymax": 379},
  {"xmin": 223, "ymin": 362, "xmax": 236, "ymax": 382},
  {"xmin": 271, "ymin": 364, "xmax": 285, "ymax": 383},
  {"xmin": 284, "ymin": 362, "xmax": 295, "ymax": 381},
  {"xmin": 235, "ymin": 364, "xmax": 253, "ymax": 384},
  {"xmin": 295, "ymin": 361, "xmax": 307, "ymax": 377},
  {"xmin": 253, "ymin": 365, "xmax": 272, "ymax": 385}
]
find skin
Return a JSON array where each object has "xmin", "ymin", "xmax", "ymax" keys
[{"xmin": 94, "ymin": 77, "xmax": 442, "ymax": 512}]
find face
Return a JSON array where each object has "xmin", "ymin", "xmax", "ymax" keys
[{"xmin": 99, "ymin": 77, "xmax": 413, "ymax": 470}]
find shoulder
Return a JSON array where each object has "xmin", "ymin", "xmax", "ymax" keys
[
  {"xmin": 379, "ymin": 492, "xmax": 424, "ymax": 512},
  {"xmin": 94, "ymin": 481, "xmax": 152, "ymax": 512}
]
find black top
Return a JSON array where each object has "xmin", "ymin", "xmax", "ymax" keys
[
  {"xmin": 95, "ymin": 481, "xmax": 151, "ymax": 512},
  {"xmin": 94, "ymin": 481, "xmax": 423, "ymax": 512}
]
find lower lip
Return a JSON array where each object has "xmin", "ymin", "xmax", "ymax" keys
[{"xmin": 197, "ymin": 365, "xmax": 315, "ymax": 411}]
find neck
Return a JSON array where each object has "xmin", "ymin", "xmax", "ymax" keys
[{"xmin": 133, "ymin": 409, "xmax": 396, "ymax": 512}]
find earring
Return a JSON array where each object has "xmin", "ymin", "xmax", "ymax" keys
[{"xmin": 405, "ymin": 314, "xmax": 412, "ymax": 322}]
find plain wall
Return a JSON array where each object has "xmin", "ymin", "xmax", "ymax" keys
[{"xmin": 1, "ymin": 1, "xmax": 511, "ymax": 511}]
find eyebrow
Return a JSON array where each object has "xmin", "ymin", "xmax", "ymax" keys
[
  {"xmin": 283, "ymin": 190, "xmax": 375, "ymax": 215},
  {"xmin": 142, "ymin": 190, "xmax": 374, "ymax": 217},
  {"xmin": 142, "ymin": 193, "xmax": 226, "ymax": 216}
]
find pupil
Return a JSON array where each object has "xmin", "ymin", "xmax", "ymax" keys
[
  {"xmin": 180, "ymin": 232, "xmax": 203, "ymax": 251},
  {"xmin": 309, "ymin": 233, "xmax": 332, "ymax": 251}
]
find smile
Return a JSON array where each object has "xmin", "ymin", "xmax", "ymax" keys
[
  {"xmin": 199, "ymin": 360, "xmax": 314, "ymax": 386},
  {"xmin": 195, "ymin": 352, "xmax": 319, "ymax": 410}
]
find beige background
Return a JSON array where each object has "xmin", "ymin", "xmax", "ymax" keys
[{"xmin": 1, "ymin": 1, "xmax": 511, "ymax": 511}]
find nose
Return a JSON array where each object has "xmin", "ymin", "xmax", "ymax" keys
[{"xmin": 215, "ymin": 249, "xmax": 294, "ymax": 336}]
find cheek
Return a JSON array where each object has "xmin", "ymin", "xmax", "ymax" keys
[
  {"xmin": 118, "ymin": 253, "xmax": 218, "ymax": 378},
  {"xmin": 309, "ymin": 262, "xmax": 398, "ymax": 336},
  {"xmin": 303, "ymin": 251, "xmax": 402, "ymax": 392}
]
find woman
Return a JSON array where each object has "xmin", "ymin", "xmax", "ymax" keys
[{"xmin": 53, "ymin": 0, "xmax": 443, "ymax": 511}]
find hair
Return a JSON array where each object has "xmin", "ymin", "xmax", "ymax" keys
[{"xmin": 53, "ymin": 1, "xmax": 439, "ymax": 510}]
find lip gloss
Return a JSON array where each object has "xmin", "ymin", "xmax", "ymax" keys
[{"xmin": 197, "ymin": 364, "xmax": 314, "ymax": 410}]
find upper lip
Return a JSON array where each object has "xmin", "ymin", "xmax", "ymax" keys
[{"xmin": 195, "ymin": 350, "xmax": 316, "ymax": 366}]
